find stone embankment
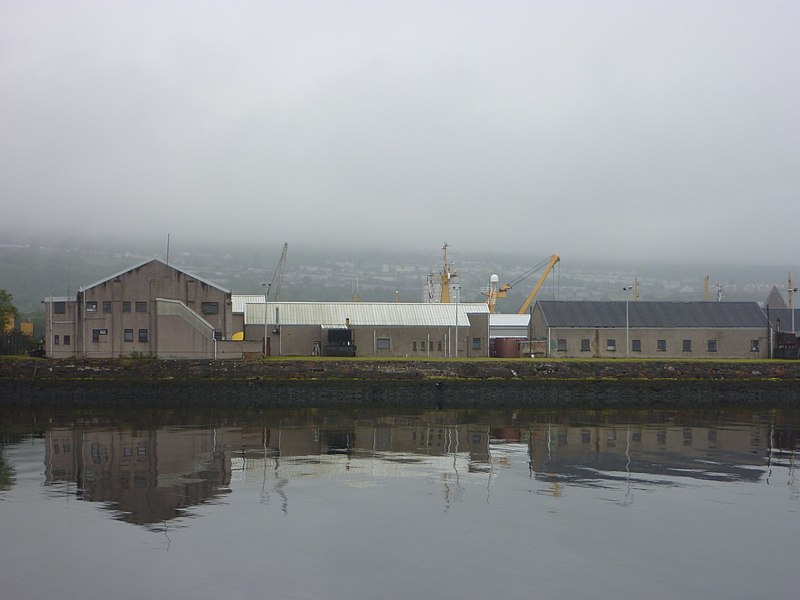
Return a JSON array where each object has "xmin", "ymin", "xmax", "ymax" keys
[
  {"xmin": 2, "ymin": 358, "xmax": 799, "ymax": 409},
  {"xmin": 2, "ymin": 357, "xmax": 800, "ymax": 382}
]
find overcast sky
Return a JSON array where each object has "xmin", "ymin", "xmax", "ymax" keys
[{"xmin": 2, "ymin": 1, "xmax": 798, "ymax": 265}]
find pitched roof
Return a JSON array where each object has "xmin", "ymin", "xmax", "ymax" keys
[
  {"xmin": 766, "ymin": 286, "xmax": 788, "ymax": 309},
  {"xmin": 82, "ymin": 258, "xmax": 230, "ymax": 294},
  {"xmin": 537, "ymin": 301, "xmax": 768, "ymax": 328}
]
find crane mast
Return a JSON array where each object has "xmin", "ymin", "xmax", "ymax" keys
[
  {"xmin": 516, "ymin": 254, "xmax": 560, "ymax": 314},
  {"xmin": 268, "ymin": 242, "xmax": 288, "ymax": 302}
]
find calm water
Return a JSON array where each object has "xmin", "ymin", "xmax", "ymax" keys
[{"xmin": 1, "ymin": 400, "xmax": 799, "ymax": 600}]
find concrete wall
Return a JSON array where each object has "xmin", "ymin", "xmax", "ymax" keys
[
  {"xmin": 536, "ymin": 326, "xmax": 769, "ymax": 359},
  {"xmin": 154, "ymin": 310, "xmax": 216, "ymax": 359},
  {"xmin": 46, "ymin": 299, "xmax": 78, "ymax": 358}
]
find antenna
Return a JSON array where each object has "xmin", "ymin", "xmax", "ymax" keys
[{"xmin": 166, "ymin": 234, "xmax": 171, "ymax": 266}]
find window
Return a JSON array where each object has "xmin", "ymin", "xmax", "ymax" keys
[
  {"xmin": 632, "ymin": 339, "xmax": 642, "ymax": 352},
  {"xmin": 707, "ymin": 339, "xmax": 717, "ymax": 353},
  {"xmin": 412, "ymin": 341, "xmax": 417, "ymax": 351},
  {"xmin": 472, "ymin": 337, "xmax": 482, "ymax": 350},
  {"xmin": 86, "ymin": 301, "xmax": 97, "ymax": 312},
  {"xmin": 682, "ymin": 339, "xmax": 692, "ymax": 352},
  {"xmin": 122, "ymin": 301, "xmax": 131, "ymax": 313},
  {"xmin": 124, "ymin": 329, "xmax": 134, "ymax": 342},
  {"xmin": 63, "ymin": 335, "xmax": 70, "ymax": 345},
  {"xmin": 376, "ymin": 337, "xmax": 390, "ymax": 350},
  {"xmin": 54, "ymin": 335, "xmax": 60, "ymax": 345},
  {"xmin": 607, "ymin": 339, "xmax": 616, "ymax": 351},
  {"xmin": 557, "ymin": 338, "xmax": 567, "ymax": 352},
  {"xmin": 580, "ymin": 339, "xmax": 590, "ymax": 352},
  {"xmin": 437, "ymin": 341, "xmax": 442, "ymax": 352},
  {"xmin": 102, "ymin": 301, "xmax": 112, "ymax": 313},
  {"xmin": 421, "ymin": 341, "xmax": 427, "ymax": 351},
  {"xmin": 750, "ymin": 339, "xmax": 760, "ymax": 353},
  {"xmin": 54, "ymin": 302, "xmax": 66, "ymax": 314},
  {"xmin": 657, "ymin": 339, "xmax": 667, "ymax": 352},
  {"xmin": 213, "ymin": 331, "xmax": 223, "ymax": 341},
  {"xmin": 138, "ymin": 329, "xmax": 148, "ymax": 342},
  {"xmin": 92, "ymin": 329, "xmax": 101, "ymax": 342},
  {"xmin": 135, "ymin": 301, "xmax": 147, "ymax": 313},
  {"xmin": 201, "ymin": 302, "xmax": 219, "ymax": 315}
]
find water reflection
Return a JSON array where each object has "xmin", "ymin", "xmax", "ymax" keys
[
  {"xmin": 2, "ymin": 408, "xmax": 799, "ymax": 526},
  {"xmin": 44, "ymin": 428, "xmax": 230, "ymax": 525}
]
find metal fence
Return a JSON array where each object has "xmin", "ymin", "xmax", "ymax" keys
[{"xmin": 0, "ymin": 330, "xmax": 38, "ymax": 355}]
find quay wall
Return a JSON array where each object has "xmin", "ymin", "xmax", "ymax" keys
[
  {"xmin": 2, "ymin": 357, "xmax": 800, "ymax": 382},
  {"xmin": 2, "ymin": 358, "xmax": 800, "ymax": 409}
]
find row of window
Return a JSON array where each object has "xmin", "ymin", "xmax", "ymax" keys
[
  {"xmin": 412, "ymin": 340, "xmax": 444, "ymax": 352},
  {"xmin": 55, "ymin": 301, "xmax": 221, "ymax": 315},
  {"xmin": 85, "ymin": 301, "xmax": 149, "ymax": 314},
  {"xmin": 382, "ymin": 338, "xmax": 484, "ymax": 352},
  {"xmin": 84, "ymin": 300, "xmax": 219, "ymax": 315},
  {"xmin": 53, "ymin": 330, "xmax": 150, "ymax": 344},
  {"xmin": 558, "ymin": 338, "xmax": 760, "ymax": 353},
  {"xmin": 91, "ymin": 328, "xmax": 149, "ymax": 342}
]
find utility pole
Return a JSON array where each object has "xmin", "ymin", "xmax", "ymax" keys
[{"xmin": 623, "ymin": 285, "xmax": 634, "ymax": 357}]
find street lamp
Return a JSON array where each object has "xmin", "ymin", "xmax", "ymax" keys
[
  {"xmin": 781, "ymin": 272, "xmax": 799, "ymax": 335},
  {"xmin": 454, "ymin": 284, "xmax": 461, "ymax": 358},
  {"xmin": 785, "ymin": 287, "xmax": 798, "ymax": 335},
  {"xmin": 261, "ymin": 282, "xmax": 271, "ymax": 356},
  {"xmin": 623, "ymin": 285, "xmax": 634, "ymax": 357}
]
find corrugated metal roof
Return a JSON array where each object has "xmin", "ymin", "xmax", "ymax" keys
[
  {"xmin": 489, "ymin": 313, "xmax": 530, "ymax": 339},
  {"xmin": 538, "ymin": 301, "xmax": 768, "ymax": 328},
  {"xmin": 232, "ymin": 295, "xmax": 264, "ymax": 314},
  {"xmin": 82, "ymin": 258, "xmax": 230, "ymax": 294},
  {"xmin": 245, "ymin": 302, "xmax": 489, "ymax": 327},
  {"xmin": 490, "ymin": 314, "xmax": 530, "ymax": 327}
]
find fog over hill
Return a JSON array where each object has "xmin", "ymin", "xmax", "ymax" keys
[
  {"xmin": 2, "ymin": 2, "xmax": 798, "ymax": 269},
  {"xmin": 1, "ymin": 235, "xmax": 794, "ymax": 316}
]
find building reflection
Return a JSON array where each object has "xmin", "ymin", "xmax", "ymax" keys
[
  {"xmin": 41, "ymin": 411, "xmax": 798, "ymax": 526},
  {"xmin": 45, "ymin": 428, "xmax": 230, "ymax": 526}
]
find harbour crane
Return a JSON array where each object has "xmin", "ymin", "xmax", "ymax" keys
[
  {"xmin": 267, "ymin": 242, "xmax": 288, "ymax": 301},
  {"xmin": 483, "ymin": 254, "xmax": 560, "ymax": 314}
]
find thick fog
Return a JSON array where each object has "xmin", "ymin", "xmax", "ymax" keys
[{"xmin": 2, "ymin": 1, "xmax": 798, "ymax": 264}]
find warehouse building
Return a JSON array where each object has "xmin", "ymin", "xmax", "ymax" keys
[
  {"xmin": 43, "ymin": 259, "xmax": 261, "ymax": 359},
  {"xmin": 242, "ymin": 301, "xmax": 490, "ymax": 357},
  {"xmin": 531, "ymin": 300, "xmax": 770, "ymax": 359}
]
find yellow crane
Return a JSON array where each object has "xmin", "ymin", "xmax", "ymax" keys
[{"xmin": 484, "ymin": 254, "xmax": 560, "ymax": 314}]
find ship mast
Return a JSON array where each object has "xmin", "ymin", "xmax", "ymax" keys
[{"xmin": 439, "ymin": 242, "xmax": 457, "ymax": 303}]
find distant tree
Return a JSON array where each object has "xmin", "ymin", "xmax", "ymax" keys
[{"xmin": 0, "ymin": 289, "xmax": 18, "ymax": 331}]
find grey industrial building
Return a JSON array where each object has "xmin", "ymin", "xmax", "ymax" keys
[
  {"xmin": 242, "ymin": 301, "xmax": 490, "ymax": 358},
  {"xmin": 43, "ymin": 259, "xmax": 258, "ymax": 359},
  {"xmin": 531, "ymin": 300, "xmax": 771, "ymax": 358}
]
